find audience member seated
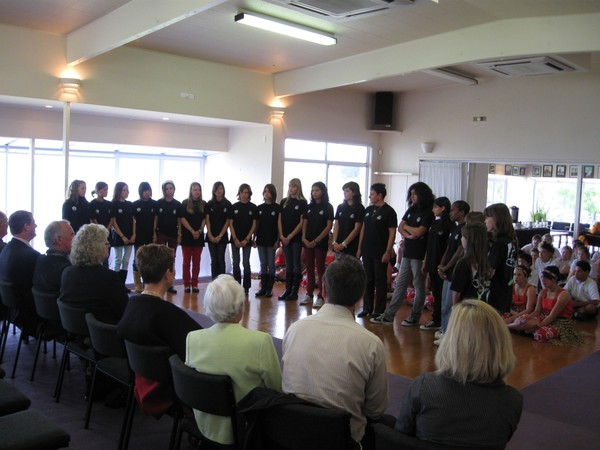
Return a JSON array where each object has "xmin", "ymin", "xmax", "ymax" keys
[
  {"xmin": 504, "ymin": 265, "xmax": 537, "ymax": 325},
  {"xmin": 118, "ymin": 244, "xmax": 202, "ymax": 416},
  {"xmin": 282, "ymin": 256, "xmax": 388, "ymax": 449},
  {"xmin": 32, "ymin": 220, "xmax": 74, "ymax": 294},
  {"xmin": 542, "ymin": 233, "xmax": 562, "ymax": 260},
  {"xmin": 60, "ymin": 224, "xmax": 128, "ymax": 324},
  {"xmin": 0, "ymin": 211, "xmax": 7, "ymax": 253},
  {"xmin": 186, "ymin": 274, "xmax": 282, "ymax": 446},
  {"xmin": 557, "ymin": 245, "xmax": 574, "ymax": 280},
  {"xmin": 517, "ymin": 251, "xmax": 538, "ymax": 290},
  {"xmin": 534, "ymin": 242, "xmax": 560, "ymax": 288},
  {"xmin": 569, "ymin": 245, "xmax": 598, "ymax": 281},
  {"xmin": 392, "ymin": 300, "xmax": 522, "ymax": 448},
  {"xmin": 564, "ymin": 260, "xmax": 599, "ymax": 321},
  {"xmin": 520, "ymin": 234, "xmax": 541, "ymax": 255},
  {"xmin": 0, "ymin": 210, "xmax": 41, "ymax": 333},
  {"xmin": 509, "ymin": 266, "xmax": 582, "ymax": 344}
]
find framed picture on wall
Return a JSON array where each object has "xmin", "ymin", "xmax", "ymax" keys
[
  {"xmin": 505, "ymin": 164, "xmax": 512, "ymax": 176},
  {"xmin": 583, "ymin": 165, "xmax": 595, "ymax": 178},
  {"xmin": 556, "ymin": 165, "xmax": 566, "ymax": 177},
  {"xmin": 513, "ymin": 166, "xmax": 520, "ymax": 176},
  {"xmin": 489, "ymin": 164, "xmax": 496, "ymax": 174},
  {"xmin": 532, "ymin": 166, "xmax": 541, "ymax": 177},
  {"xmin": 570, "ymin": 165, "xmax": 579, "ymax": 177},
  {"xmin": 543, "ymin": 165, "xmax": 553, "ymax": 177},
  {"xmin": 519, "ymin": 167, "xmax": 526, "ymax": 176}
]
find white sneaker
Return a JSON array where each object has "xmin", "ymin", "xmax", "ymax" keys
[
  {"xmin": 313, "ymin": 297, "xmax": 324, "ymax": 308},
  {"xmin": 434, "ymin": 331, "xmax": 443, "ymax": 339},
  {"xmin": 299, "ymin": 294, "xmax": 313, "ymax": 305},
  {"xmin": 433, "ymin": 339, "xmax": 441, "ymax": 346}
]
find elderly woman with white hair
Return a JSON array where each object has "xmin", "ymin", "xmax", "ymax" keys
[
  {"xmin": 393, "ymin": 299, "xmax": 523, "ymax": 449},
  {"xmin": 186, "ymin": 274, "xmax": 282, "ymax": 446},
  {"xmin": 60, "ymin": 223, "xmax": 128, "ymax": 324}
]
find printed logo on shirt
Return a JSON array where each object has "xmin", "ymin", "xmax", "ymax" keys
[
  {"xmin": 136, "ymin": 207, "xmax": 141, "ymax": 212},
  {"xmin": 319, "ymin": 210, "xmax": 324, "ymax": 215},
  {"xmin": 172, "ymin": 209, "xmax": 176, "ymax": 215},
  {"xmin": 259, "ymin": 210, "xmax": 263, "ymax": 216},
  {"xmin": 95, "ymin": 209, "xmax": 100, "ymax": 214},
  {"xmin": 234, "ymin": 209, "xmax": 239, "ymax": 215},
  {"xmin": 159, "ymin": 208, "xmax": 163, "ymax": 213},
  {"xmin": 72, "ymin": 206, "xmax": 77, "ymax": 211},
  {"xmin": 271, "ymin": 211, "xmax": 276, "ymax": 216},
  {"xmin": 365, "ymin": 212, "xmax": 371, "ymax": 218},
  {"xmin": 294, "ymin": 205, "xmax": 299, "ymax": 210},
  {"xmin": 417, "ymin": 217, "xmax": 422, "ymax": 223},
  {"xmin": 118, "ymin": 209, "xmax": 123, "ymax": 214},
  {"xmin": 376, "ymin": 215, "xmax": 382, "ymax": 220},
  {"xmin": 307, "ymin": 209, "xmax": 312, "ymax": 215},
  {"xmin": 350, "ymin": 214, "xmax": 355, "ymax": 219},
  {"xmin": 223, "ymin": 208, "xmax": 228, "ymax": 213},
  {"xmin": 249, "ymin": 211, "xmax": 253, "ymax": 216}
]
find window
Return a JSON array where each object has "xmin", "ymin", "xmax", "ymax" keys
[{"xmin": 283, "ymin": 138, "xmax": 369, "ymax": 208}]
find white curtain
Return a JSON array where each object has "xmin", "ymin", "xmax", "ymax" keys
[{"xmin": 419, "ymin": 161, "xmax": 463, "ymax": 201}]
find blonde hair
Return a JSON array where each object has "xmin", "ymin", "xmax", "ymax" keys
[
  {"xmin": 283, "ymin": 178, "xmax": 306, "ymax": 207},
  {"xmin": 70, "ymin": 224, "xmax": 108, "ymax": 266},
  {"xmin": 436, "ymin": 299, "xmax": 515, "ymax": 384}
]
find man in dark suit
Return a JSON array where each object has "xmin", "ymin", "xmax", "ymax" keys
[
  {"xmin": 0, "ymin": 210, "xmax": 40, "ymax": 332},
  {"xmin": 33, "ymin": 220, "xmax": 74, "ymax": 294}
]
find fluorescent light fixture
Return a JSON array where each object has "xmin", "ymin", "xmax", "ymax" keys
[
  {"xmin": 422, "ymin": 68, "xmax": 478, "ymax": 86},
  {"xmin": 235, "ymin": 11, "xmax": 336, "ymax": 46}
]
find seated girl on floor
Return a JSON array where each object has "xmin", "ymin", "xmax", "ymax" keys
[{"xmin": 504, "ymin": 265, "xmax": 537, "ymax": 325}]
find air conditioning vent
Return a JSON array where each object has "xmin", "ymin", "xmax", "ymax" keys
[
  {"xmin": 476, "ymin": 56, "xmax": 576, "ymax": 76},
  {"xmin": 265, "ymin": 0, "xmax": 414, "ymax": 20}
]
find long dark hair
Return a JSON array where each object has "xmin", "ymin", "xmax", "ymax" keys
[
  {"xmin": 407, "ymin": 182, "xmax": 434, "ymax": 210},
  {"xmin": 310, "ymin": 181, "xmax": 329, "ymax": 204},
  {"xmin": 483, "ymin": 203, "xmax": 515, "ymax": 239},
  {"xmin": 461, "ymin": 223, "xmax": 491, "ymax": 280},
  {"xmin": 112, "ymin": 182, "xmax": 127, "ymax": 202},
  {"xmin": 342, "ymin": 181, "xmax": 362, "ymax": 205},
  {"xmin": 211, "ymin": 181, "xmax": 226, "ymax": 202}
]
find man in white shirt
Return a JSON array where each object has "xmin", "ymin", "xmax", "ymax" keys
[
  {"xmin": 282, "ymin": 256, "xmax": 388, "ymax": 449},
  {"xmin": 564, "ymin": 260, "xmax": 599, "ymax": 320}
]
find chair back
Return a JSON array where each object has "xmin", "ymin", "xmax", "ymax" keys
[
  {"xmin": 259, "ymin": 401, "xmax": 351, "ymax": 450},
  {"xmin": 57, "ymin": 299, "xmax": 90, "ymax": 337},
  {"xmin": 124, "ymin": 340, "xmax": 172, "ymax": 384},
  {"xmin": 169, "ymin": 354, "xmax": 236, "ymax": 418},
  {"xmin": 86, "ymin": 313, "xmax": 127, "ymax": 359},
  {"xmin": 32, "ymin": 288, "xmax": 61, "ymax": 323},
  {"xmin": 373, "ymin": 423, "xmax": 460, "ymax": 450},
  {"xmin": 0, "ymin": 280, "xmax": 19, "ymax": 309}
]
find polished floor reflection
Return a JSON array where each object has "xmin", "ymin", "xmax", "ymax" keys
[{"xmin": 168, "ymin": 279, "xmax": 600, "ymax": 390}]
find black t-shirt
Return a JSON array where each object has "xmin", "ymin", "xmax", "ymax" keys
[
  {"xmin": 335, "ymin": 202, "xmax": 366, "ymax": 256},
  {"xmin": 450, "ymin": 258, "xmax": 490, "ymax": 301},
  {"xmin": 62, "ymin": 197, "xmax": 90, "ymax": 233},
  {"xmin": 401, "ymin": 206, "xmax": 434, "ymax": 260},
  {"xmin": 206, "ymin": 198, "xmax": 232, "ymax": 244},
  {"xmin": 280, "ymin": 198, "xmax": 308, "ymax": 244},
  {"xmin": 89, "ymin": 199, "xmax": 112, "ymax": 227},
  {"xmin": 111, "ymin": 200, "xmax": 135, "ymax": 245},
  {"xmin": 361, "ymin": 203, "xmax": 398, "ymax": 258},
  {"xmin": 133, "ymin": 199, "xmax": 156, "ymax": 245},
  {"xmin": 155, "ymin": 198, "xmax": 184, "ymax": 238},
  {"xmin": 488, "ymin": 234, "xmax": 516, "ymax": 312},
  {"xmin": 256, "ymin": 202, "xmax": 281, "ymax": 247},
  {"xmin": 229, "ymin": 201, "xmax": 258, "ymax": 242},
  {"xmin": 442, "ymin": 222, "xmax": 464, "ymax": 281},
  {"xmin": 424, "ymin": 217, "xmax": 452, "ymax": 272},
  {"xmin": 181, "ymin": 199, "xmax": 206, "ymax": 247},
  {"xmin": 303, "ymin": 202, "xmax": 334, "ymax": 250}
]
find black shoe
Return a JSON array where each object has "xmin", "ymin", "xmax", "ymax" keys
[
  {"xmin": 264, "ymin": 289, "xmax": 273, "ymax": 298},
  {"xmin": 184, "ymin": 287, "xmax": 191, "ymax": 293},
  {"xmin": 286, "ymin": 293, "xmax": 298, "ymax": 301},
  {"xmin": 357, "ymin": 310, "xmax": 372, "ymax": 318},
  {"xmin": 255, "ymin": 288, "xmax": 267, "ymax": 297},
  {"xmin": 167, "ymin": 286, "xmax": 177, "ymax": 294},
  {"xmin": 192, "ymin": 287, "xmax": 200, "ymax": 293},
  {"xmin": 278, "ymin": 290, "xmax": 291, "ymax": 300}
]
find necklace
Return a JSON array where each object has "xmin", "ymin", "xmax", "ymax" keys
[{"xmin": 141, "ymin": 290, "xmax": 164, "ymax": 299}]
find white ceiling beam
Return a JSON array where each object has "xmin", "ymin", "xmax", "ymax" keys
[
  {"xmin": 273, "ymin": 13, "xmax": 600, "ymax": 97},
  {"xmin": 66, "ymin": 0, "xmax": 226, "ymax": 66}
]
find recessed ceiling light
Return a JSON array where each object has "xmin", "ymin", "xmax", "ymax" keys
[
  {"xmin": 162, "ymin": 117, "xmax": 170, "ymax": 121},
  {"xmin": 45, "ymin": 105, "xmax": 54, "ymax": 109}
]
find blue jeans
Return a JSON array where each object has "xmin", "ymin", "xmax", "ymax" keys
[
  {"xmin": 257, "ymin": 245, "xmax": 276, "ymax": 277},
  {"xmin": 231, "ymin": 244, "xmax": 252, "ymax": 289},
  {"xmin": 441, "ymin": 279, "xmax": 453, "ymax": 332},
  {"xmin": 383, "ymin": 257, "xmax": 425, "ymax": 322},
  {"xmin": 208, "ymin": 241, "xmax": 227, "ymax": 280}
]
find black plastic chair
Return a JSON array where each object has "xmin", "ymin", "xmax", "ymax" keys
[
  {"xmin": 55, "ymin": 299, "xmax": 96, "ymax": 402},
  {"xmin": 373, "ymin": 423, "xmax": 463, "ymax": 450},
  {"xmin": 31, "ymin": 288, "xmax": 65, "ymax": 382},
  {"xmin": 0, "ymin": 408, "xmax": 71, "ymax": 450},
  {"xmin": 0, "ymin": 280, "xmax": 30, "ymax": 378},
  {"xmin": 124, "ymin": 340, "xmax": 179, "ymax": 450},
  {"xmin": 168, "ymin": 354, "xmax": 238, "ymax": 450},
  {"xmin": 85, "ymin": 313, "xmax": 135, "ymax": 450}
]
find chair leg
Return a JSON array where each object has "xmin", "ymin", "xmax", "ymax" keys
[
  {"xmin": 0, "ymin": 319, "xmax": 8, "ymax": 363},
  {"xmin": 10, "ymin": 330, "xmax": 25, "ymax": 378},
  {"xmin": 30, "ymin": 327, "xmax": 46, "ymax": 381},
  {"xmin": 55, "ymin": 345, "xmax": 70, "ymax": 401},
  {"xmin": 118, "ymin": 386, "xmax": 136, "ymax": 450},
  {"xmin": 121, "ymin": 395, "xmax": 136, "ymax": 450},
  {"xmin": 168, "ymin": 409, "xmax": 182, "ymax": 450},
  {"xmin": 84, "ymin": 366, "xmax": 99, "ymax": 428}
]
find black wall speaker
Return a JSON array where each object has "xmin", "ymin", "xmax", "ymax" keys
[{"xmin": 372, "ymin": 91, "xmax": 394, "ymax": 130}]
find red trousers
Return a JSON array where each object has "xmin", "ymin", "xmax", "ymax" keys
[{"xmin": 182, "ymin": 246, "xmax": 203, "ymax": 287}]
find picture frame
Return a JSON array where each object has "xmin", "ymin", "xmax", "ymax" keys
[
  {"xmin": 519, "ymin": 167, "xmax": 526, "ymax": 176},
  {"xmin": 504, "ymin": 164, "xmax": 512, "ymax": 176},
  {"xmin": 513, "ymin": 166, "xmax": 520, "ymax": 176},
  {"xmin": 532, "ymin": 166, "xmax": 541, "ymax": 177},
  {"xmin": 488, "ymin": 163, "xmax": 496, "ymax": 174},
  {"xmin": 556, "ymin": 164, "xmax": 566, "ymax": 178},
  {"xmin": 583, "ymin": 165, "xmax": 594, "ymax": 178},
  {"xmin": 543, "ymin": 165, "xmax": 553, "ymax": 177},
  {"xmin": 569, "ymin": 165, "xmax": 579, "ymax": 178}
]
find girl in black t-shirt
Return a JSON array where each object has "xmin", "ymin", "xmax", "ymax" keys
[
  {"xmin": 181, "ymin": 182, "xmax": 206, "ymax": 293},
  {"xmin": 62, "ymin": 179, "xmax": 90, "ymax": 234},
  {"xmin": 332, "ymin": 181, "xmax": 365, "ymax": 258},
  {"xmin": 206, "ymin": 181, "xmax": 232, "ymax": 280},
  {"xmin": 154, "ymin": 180, "xmax": 183, "ymax": 293},
  {"xmin": 255, "ymin": 184, "xmax": 281, "ymax": 298},
  {"xmin": 132, "ymin": 182, "xmax": 156, "ymax": 292},
  {"xmin": 229, "ymin": 183, "xmax": 258, "ymax": 294},
  {"xmin": 300, "ymin": 182, "xmax": 334, "ymax": 308},
  {"xmin": 111, "ymin": 182, "xmax": 135, "ymax": 285},
  {"xmin": 90, "ymin": 181, "xmax": 112, "ymax": 268}
]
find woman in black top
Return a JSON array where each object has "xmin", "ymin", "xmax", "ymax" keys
[
  {"xmin": 421, "ymin": 196, "xmax": 452, "ymax": 329},
  {"xmin": 332, "ymin": 181, "xmax": 365, "ymax": 258},
  {"xmin": 300, "ymin": 181, "xmax": 334, "ymax": 308},
  {"xmin": 254, "ymin": 184, "xmax": 281, "ymax": 298},
  {"xmin": 89, "ymin": 181, "xmax": 112, "ymax": 268},
  {"xmin": 62, "ymin": 179, "xmax": 90, "ymax": 233},
  {"xmin": 111, "ymin": 182, "xmax": 135, "ymax": 285},
  {"xmin": 229, "ymin": 183, "xmax": 258, "ymax": 295},
  {"xmin": 277, "ymin": 178, "xmax": 307, "ymax": 301},
  {"xmin": 154, "ymin": 180, "xmax": 183, "ymax": 293},
  {"xmin": 206, "ymin": 181, "xmax": 232, "ymax": 280},
  {"xmin": 132, "ymin": 182, "xmax": 156, "ymax": 293},
  {"xmin": 180, "ymin": 182, "xmax": 206, "ymax": 293}
]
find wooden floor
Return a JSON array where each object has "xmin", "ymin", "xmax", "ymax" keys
[{"xmin": 168, "ymin": 278, "xmax": 600, "ymax": 390}]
